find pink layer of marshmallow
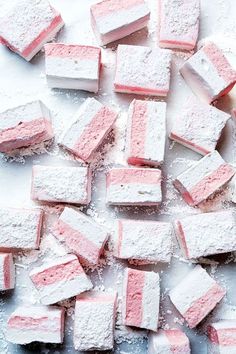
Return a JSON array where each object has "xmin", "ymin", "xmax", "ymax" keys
[
  {"xmin": 107, "ymin": 168, "xmax": 162, "ymax": 186},
  {"xmin": 90, "ymin": 0, "xmax": 144, "ymax": 18},
  {"xmin": 45, "ymin": 43, "xmax": 100, "ymax": 60}
]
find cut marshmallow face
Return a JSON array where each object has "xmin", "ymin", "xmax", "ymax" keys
[
  {"xmin": 208, "ymin": 320, "xmax": 236, "ymax": 354},
  {"xmin": 0, "ymin": 100, "xmax": 54, "ymax": 154},
  {"xmin": 173, "ymin": 150, "xmax": 235, "ymax": 206},
  {"xmin": 90, "ymin": 0, "xmax": 150, "ymax": 45},
  {"xmin": 180, "ymin": 42, "xmax": 236, "ymax": 103},
  {"xmin": 6, "ymin": 305, "xmax": 64, "ymax": 344},
  {"xmin": 74, "ymin": 292, "xmax": 117, "ymax": 351},
  {"xmin": 114, "ymin": 44, "xmax": 172, "ymax": 96},
  {"xmin": 148, "ymin": 329, "xmax": 191, "ymax": 354},
  {"xmin": 59, "ymin": 98, "xmax": 117, "ymax": 162},
  {"xmin": 106, "ymin": 167, "xmax": 162, "ymax": 206},
  {"xmin": 0, "ymin": 253, "xmax": 15, "ymax": 291},
  {"xmin": 169, "ymin": 265, "xmax": 226, "ymax": 328},
  {"xmin": 158, "ymin": 0, "xmax": 200, "ymax": 50},
  {"xmin": 126, "ymin": 100, "xmax": 167, "ymax": 166},
  {"xmin": 45, "ymin": 44, "xmax": 101, "ymax": 92},
  {"xmin": 0, "ymin": 0, "xmax": 64, "ymax": 61}
]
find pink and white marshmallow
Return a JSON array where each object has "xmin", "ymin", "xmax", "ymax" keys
[
  {"xmin": 6, "ymin": 305, "xmax": 64, "ymax": 344},
  {"xmin": 53, "ymin": 207, "xmax": 109, "ymax": 265},
  {"xmin": 148, "ymin": 329, "xmax": 190, "ymax": 354},
  {"xmin": 106, "ymin": 167, "xmax": 162, "ymax": 206},
  {"xmin": 180, "ymin": 42, "xmax": 236, "ymax": 103},
  {"xmin": 0, "ymin": 0, "xmax": 64, "ymax": 61},
  {"xmin": 0, "ymin": 207, "xmax": 43, "ymax": 251},
  {"xmin": 173, "ymin": 150, "xmax": 235, "ymax": 206},
  {"xmin": 31, "ymin": 165, "xmax": 91, "ymax": 205},
  {"xmin": 114, "ymin": 44, "xmax": 172, "ymax": 96},
  {"xmin": 126, "ymin": 100, "xmax": 167, "ymax": 166},
  {"xmin": 158, "ymin": 0, "xmax": 200, "ymax": 50},
  {"xmin": 45, "ymin": 44, "xmax": 101, "ymax": 92},
  {"xmin": 0, "ymin": 253, "xmax": 15, "ymax": 291},
  {"xmin": 123, "ymin": 268, "xmax": 160, "ymax": 331},
  {"xmin": 169, "ymin": 265, "xmax": 226, "ymax": 328},
  {"xmin": 29, "ymin": 254, "xmax": 92, "ymax": 305},
  {"xmin": 59, "ymin": 98, "xmax": 117, "ymax": 162},
  {"xmin": 116, "ymin": 219, "xmax": 173, "ymax": 263},
  {"xmin": 208, "ymin": 320, "xmax": 236, "ymax": 354},
  {"xmin": 74, "ymin": 292, "xmax": 117, "ymax": 351},
  {"xmin": 0, "ymin": 100, "xmax": 54, "ymax": 154}
]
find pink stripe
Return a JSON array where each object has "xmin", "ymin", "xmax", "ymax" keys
[
  {"xmin": 170, "ymin": 132, "xmax": 210, "ymax": 155},
  {"xmin": 165, "ymin": 329, "xmax": 189, "ymax": 351},
  {"xmin": 45, "ymin": 43, "xmax": 100, "ymax": 60},
  {"xmin": 175, "ymin": 221, "xmax": 189, "ymax": 258},
  {"xmin": 8, "ymin": 316, "xmax": 60, "ymax": 331},
  {"xmin": 208, "ymin": 327, "xmax": 236, "ymax": 346},
  {"xmin": 91, "ymin": 0, "xmax": 144, "ymax": 18},
  {"xmin": 129, "ymin": 100, "xmax": 147, "ymax": 159},
  {"xmin": 107, "ymin": 168, "xmax": 161, "ymax": 186},
  {"xmin": 114, "ymin": 83, "xmax": 168, "ymax": 96},
  {"xmin": 3, "ymin": 254, "xmax": 10, "ymax": 289},
  {"xmin": 77, "ymin": 294, "xmax": 116, "ymax": 303},
  {"xmin": 160, "ymin": 39, "xmax": 196, "ymax": 50}
]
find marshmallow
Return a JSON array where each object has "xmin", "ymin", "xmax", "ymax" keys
[
  {"xmin": 158, "ymin": 0, "xmax": 200, "ymax": 50},
  {"xmin": 170, "ymin": 97, "xmax": 230, "ymax": 155},
  {"xmin": 59, "ymin": 98, "xmax": 117, "ymax": 162},
  {"xmin": 0, "ymin": 0, "xmax": 64, "ymax": 61},
  {"xmin": 231, "ymin": 175, "xmax": 236, "ymax": 203},
  {"xmin": 29, "ymin": 254, "xmax": 92, "ymax": 305},
  {"xmin": 45, "ymin": 44, "xmax": 101, "ymax": 92},
  {"xmin": 74, "ymin": 292, "xmax": 117, "ymax": 351},
  {"xmin": 53, "ymin": 207, "xmax": 109, "ymax": 265},
  {"xmin": 175, "ymin": 210, "xmax": 236, "ymax": 259},
  {"xmin": 232, "ymin": 108, "xmax": 236, "ymax": 120},
  {"xmin": 148, "ymin": 329, "xmax": 190, "ymax": 354},
  {"xmin": 126, "ymin": 100, "xmax": 167, "ymax": 166},
  {"xmin": 116, "ymin": 219, "xmax": 173, "ymax": 263},
  {"xmin": 0, "ymin": 253, "xmax": 15, "ymax": 291},
  {"xmin": 208, "ymin": 320, "xmax": 236, "ymax": 354},
  {"xmin": 169, "ymin": 265, "xmax": 226, "ymax": 328},
  {"xmin": 0, "ymin": 207, "xmax": 43, "ymax": 251},
  {"xmin": 6, "ymin": 305, "xmax": 64, "ymax": 344},
  {"xmin": 123, "ymin": 268, "xmax": 160, "ymax": 331},
  {"xmin": 106, "ymin": 167, "xmax": 162, "ymax": 206},
  {"xmin": 173, "ymin": 150, "xmax": 235, "ymax": 206},
  {"xmin": 180, "ymin": 42, "xmax": 236, "ymax": 103},
  {"xmin": 0, "ymin": 100, "xmax": 54, "ymax": 154},
  {"xmin": 90, "ymin": 0, "xmax": 150, "ymax": 46},
  {"xmin": 114, "ymin": 44, "xmax": 172, "ymax": 96},
  {"xmin": 31, "ymin": 165, "xmax": 91, "ymax": 205}
]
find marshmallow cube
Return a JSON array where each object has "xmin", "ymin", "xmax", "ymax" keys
[
  {"xmin": 158, "ymin": 0, "xmax": 200, "ymax": 50},
  {"xmin": 116, "ymin": 219, "xmax": 173, "ymax": 263},
  {"xmin": 169, "ymin": 265, "xmax": 226, "ymax": 328},
  {"xmin": 126, "ymin": 100, "xmax": 166, "ymax": 166},
  {"xmin": 0, "ymin": 207, "xmax": 43, "ymax": 251},
  {"xmin": 0, "ymin": 0, "xmax": 64, "ymax": 61},
  {"xmin": 29, "ymin": 254, "xmax": 92, "ymax": 305},
  {"xmin": 0, "ymin": 253, "xmax": 15, "ymax": 290},
  {"xmin": 180, "ymin": 42, "xmax": 236, "ymax": 103},
  {"xmin": 31, "ymin": 165, "xmax": 91, "ymax": 205},
  {"xmin": 175, "ymin": 210, "xmax": 236, "ymax": 259},
  {"xmin": 170, "ymin": 98, "xmax": 230, "ymax": 155},
  {"xmin": 0, "ymin": 100, "xmax": 54, "ymax": 154},
  {"xmin": 90, "ymin": 0, "xmax": 150, "ymax": 46},
  {"xmin": 53, "ymin": 207, "xmax": 108, "ymax": 265},
  {"xmin": 173, "ymin": 150, "xmax": 235, "ymax": 206},
  {"xmin": 123, "ymin": 268, "xmax": 160, "ymax": 331},
  {"xmin": 148, "ymin": 329, "xmax": 190, "ymax": 354},
  {"xmin": 74, "ymin": 292, "xmax": 117, "ymax": 351},
  {"xmin": 106, "ymin": 167, "xmax": 162, "ymax": 206},
  {"xmin": 114, "ymin": 44, "xmax": 171, "ymax": 96},
  {"xmin": 6, "ymin": 305, "xmax": 64, "ymax": 344},
  {"xmin": 208, "ymin": 320, "xmax": 236, "ymax": 354},
  {"xmin": 59, "ymin": 98, "xmax": 117, "ymax": 162},
  {"xmin": 45, "ymin": 44, "xmax": 101, "ymax": 92}
]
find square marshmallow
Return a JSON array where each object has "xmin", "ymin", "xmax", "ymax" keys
[
  {"xmin": 90, "ymin": 0, "xmax": 150, "ymax": 46},
  {"xmin": 180, "ymin": 42, "xmax": 236, "ymax": 103},
  {"xmin": 106, "ymin": 167, "xmax": 162, "ymax": 206},
  {"xmin": 173, "ymin": 150, "xmax": 235, "ymax": 206},
  {"xmin": 208, "ymin": 320, "xmax": 236, "ymax": 354},
  {"xmin": 126, "ymin": 100, "xmax": 167, "ymax": 166},
  {"xmin": 148, "ymin": 329, "xmax": 190, "ymax": 354},
  {"xmin": 45, "ymin": 44, "xmax": 101, "ymax": 92},
  {"xmin": 158, "ymin": 0, "xmax": 200, "ymax": 50},
  {"xmin": 74, "ymin": 292, "xmax": 117, "ymax": 351},
  {"xmin": 123, "ymin": 268, "xmax": 160, "ymax": 331},
  {"xmin": 6, "ymin": 305, "xmax": 64, "ymax": 344},
  {"xmin": 31, "ymin": 165, "xmax": 91, "ymax": 205},
  {"xmin": 59, "ymin": 98, "xmax": 118, "ymax": 162},
  {"xmin": 0, "ymin": 0, "xmax": 64, "ymax": 61},
  {"xmin": 0, "ymin": 100, "xmax": 54, "ymax": 154},
  {"xmin": 29, "ymin": 254, "xmax": 92, "ymax": 305},
  {"xmin": 0, "ymin": 253, "xmax": 15, "ymax": 291},
  {"xmin": 169, "ymin": 265, "xmax": 226, "ymax": 328},
  {"xmin": 114, "ymin": 44, "xmax": 172, "ymax": 96}
]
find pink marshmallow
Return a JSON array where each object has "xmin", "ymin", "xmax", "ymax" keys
[
  {"xmin": 148, "ymin": 329, "xmax": 190, "ymax": 354},
  {"xmin": 0, "ymin": 253, "xmax": 15, "ymax": 291},
  {"xmin": 208, "ymin": 320, "xmax": 236, "ymax": 353}
]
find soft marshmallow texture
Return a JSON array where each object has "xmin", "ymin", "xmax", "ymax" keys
[
  {"xmin": 148, "ymin": 329, "xmax": 191, "ymax": 354},
  {"xmin": 0, "ymin": 253, "xmax": 15, "ymax": 290},
  {"xmin": 208, "ymin": 320, "xmax": 236, "ymax": 354}
]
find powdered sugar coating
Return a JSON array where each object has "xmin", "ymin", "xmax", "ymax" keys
[
  {"xmin": 148, "ymin": 329, "xmax": 190, "ymax": 354},
  {"xmin": 208, "ymin": 320, "xmax": 236, "ymax": 353}
]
